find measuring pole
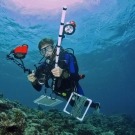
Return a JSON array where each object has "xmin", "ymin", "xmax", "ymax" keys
[{"xmin": 52, "ymin": 6, "xmax": 67, "ymax": 93}]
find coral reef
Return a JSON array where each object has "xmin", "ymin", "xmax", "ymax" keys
[
  {"xmin": 0, "ymin": 95, "xmax": 135, "ymax": 135},
  {"xmin": 0, "ymin": 108, "xmax": 26, "ymax": 135}
]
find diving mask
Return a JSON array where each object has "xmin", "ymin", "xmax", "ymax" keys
[{"xmin": 40, "ymin": 45, "xmax": 53, "ymax": 56}]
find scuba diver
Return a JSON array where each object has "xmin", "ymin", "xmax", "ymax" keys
[{"xmin": 27, "ymin": 38, "xmax": 100, "ymax": 110}]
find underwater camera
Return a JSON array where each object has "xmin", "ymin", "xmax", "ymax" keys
[
  {"xmin": 35, "ymin": 60, "xmax": 54, "ymax": 85},
  {"xmin": 35, "ymin": 66, "xmax": 48, "ymax": 85}
]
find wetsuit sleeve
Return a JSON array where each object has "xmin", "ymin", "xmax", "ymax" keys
[
  {"xmin": 64, "ymin": 53, "xmax": 80, "ymax": 81},
  {"xmin": 31, "ymin": 63, "xmax": 45, "ymax": 91},
  {"xmin": 31, "ymin": 79, "xmax": 42, "ymax": 91}
]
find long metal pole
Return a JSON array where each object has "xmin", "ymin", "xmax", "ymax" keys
[{"xmin": 52, "ymin": 6, "xmax": 67, "ymax": 92}]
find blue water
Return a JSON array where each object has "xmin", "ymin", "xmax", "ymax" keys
[{"xmin": 0, "ymin": 0, "xmax": 135, "ymax": 117}]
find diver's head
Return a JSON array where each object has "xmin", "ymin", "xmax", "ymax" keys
[{"xmin": 38, "ymin": 38, "xmax": 54, "ymax": 58}]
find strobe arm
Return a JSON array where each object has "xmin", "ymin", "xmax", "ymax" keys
[{"xmin": 6, "ymin": 54, "xmax": 32, "ymax": 74}]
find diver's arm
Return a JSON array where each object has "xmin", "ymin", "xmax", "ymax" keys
[
  {"xmin": 27, "ymin": 70, "xmax": 42, "ymax": 91},
  {"xmin": 31, "ymin": 79, "xmax": 42, "ymax": 91},
  {"xmin": 51, "ymin": 53, "xmax": 80, "ymax": 81},
  {"xmin": 51, "ymin": 64, "xmax": 79, "ymax": 81}
]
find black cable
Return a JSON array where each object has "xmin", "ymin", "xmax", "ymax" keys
[
  {"xmin": 6, "ymin": 54, "xmax": 31, "ymax": 74},
  {"xmin": 65, "ymin": 48, "xmax": 74, "ymax": 54}
]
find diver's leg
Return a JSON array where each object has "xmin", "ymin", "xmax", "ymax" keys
[
  {"xmin": 84, "ymin": 101, "xmax": 100, "ymax": 109},
  {"xmin": 77, "ymin": 84, "xmax": 100, "ymax": 109}
]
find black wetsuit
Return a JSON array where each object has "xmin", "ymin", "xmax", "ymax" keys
[{"xmin": 32, "ymin": 51, "xmax": 97, "ymax": 108}]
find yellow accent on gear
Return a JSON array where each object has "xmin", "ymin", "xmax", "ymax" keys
[{"xmin": 62, "ymin": 92, "xmax": 66, "ymax": 96}]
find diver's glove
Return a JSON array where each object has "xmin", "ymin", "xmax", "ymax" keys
[{"xmin": 27, "ymin": 70, "xmax": 37, "ymax": 83}]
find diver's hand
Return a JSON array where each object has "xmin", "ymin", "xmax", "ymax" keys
[
  {"xmin": 51, "ymin": 67, "xmax": 63, "ymax": 77},
  {"xmin": 27, "ymin": 70, "xmax": 36, "ymax": 82}
]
